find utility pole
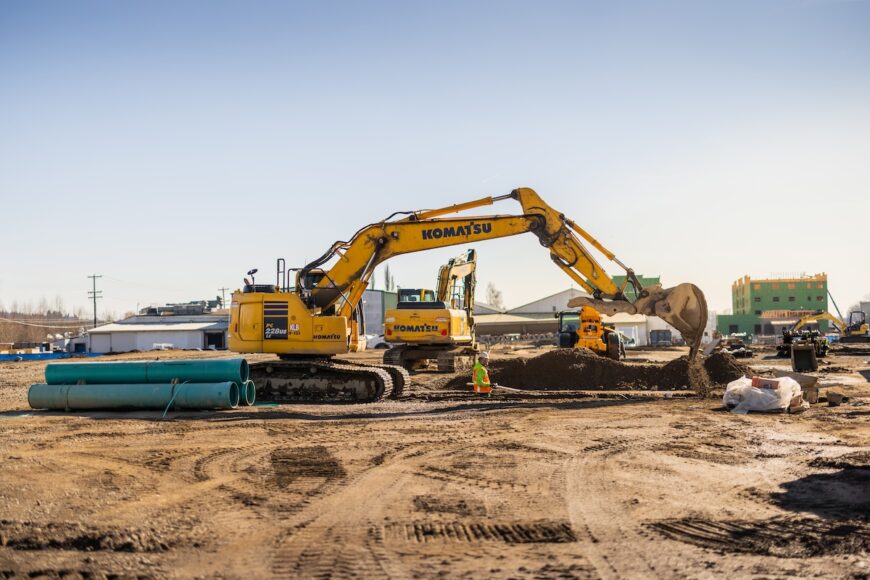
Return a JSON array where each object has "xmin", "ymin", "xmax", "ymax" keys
[
  {"xmin": 88, "ymin": 274, "xmax": 102, "ymax": 328},
  {"xmin": 218, "ymin": 287, "xmax": 229, "ymax": 309}
]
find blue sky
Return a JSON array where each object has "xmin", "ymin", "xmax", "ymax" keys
[{"xmin": 1, "ymin": 0, "xmax": 868, "ymax": 317}]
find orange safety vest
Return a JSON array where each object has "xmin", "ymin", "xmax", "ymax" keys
[{"xmin": 472, "ymin": 362, "xmax": 492, "ymax": 393}]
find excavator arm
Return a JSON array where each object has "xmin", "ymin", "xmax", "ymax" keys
[
  {"xmin": 298, "ymin": 187, "xmax": 708, "ymax": 359},
  {"xmin": 792, "ymin": 311, "xmax": 847, "ymax": 334},
  {"xmin": 436, "ymin": 249, "xmax": 477, "ymax": 310}
]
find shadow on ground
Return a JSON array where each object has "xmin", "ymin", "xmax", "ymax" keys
[{"xmin": 1, "ymin": 396, "xmax": 664, "ymax": 423}]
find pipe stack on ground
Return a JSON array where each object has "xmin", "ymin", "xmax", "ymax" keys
[{"xmin": 29, "ymin": 359, "xmax": 256, "ymax": 411}]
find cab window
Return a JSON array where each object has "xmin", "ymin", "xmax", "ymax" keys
[{"xmin": 560, "ymin": 312, "xmax": 580, "ymax": 333}]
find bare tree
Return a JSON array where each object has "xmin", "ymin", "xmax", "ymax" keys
[
  {"xmin": 485, "ymin": 282, "xmax": 504, "ymax": 310},
  {"xmin": 53, "ymin": 295, "xmax": 65, "ymax": 316},
  {"xmin": 384, "ymin": 264, "xmax": 396, "ymax": 292}
]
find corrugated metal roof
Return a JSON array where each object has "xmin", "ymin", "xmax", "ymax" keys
[
  {"xmin": 507, "ymin": 288, "xmax": 591, "ymax": 314},
  {"xmin": 121, "ymin": 315, "xmax": 229, "ymax": 324},
  {"xmin": 89, "ymin": 322, "xmax": 226, "ymax": 333}
]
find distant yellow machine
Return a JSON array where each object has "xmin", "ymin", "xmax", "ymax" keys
[
  {"xmin": 383, "ymin": 249, "xmax": 477, "ymax": 372},
  {"xmin": 791, "ymin": 310, "xmax": 869, "ymax": 343},
  {"xmin": 557, "ymin": 306, "xmax": 623, "ymax": 360},
  {"xmin": 778, "ymin": 309, "xmax": 869, "ymax": 372},
  {"xmin": 229, "ymin": 187, "xmax": 708, "ymax": 403}
]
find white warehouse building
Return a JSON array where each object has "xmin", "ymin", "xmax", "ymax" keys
[{"xmin": 87, "ymin": 314, "xmax": 229, "ymax": 353}]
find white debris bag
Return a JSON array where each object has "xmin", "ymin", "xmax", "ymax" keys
[{"xmin": 723, "ymin": 376, "xmax": 802, "ymax": 414}]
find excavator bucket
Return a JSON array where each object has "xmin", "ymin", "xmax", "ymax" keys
[
  {"xmin": 791, "ymin": 341, "xmax": 818, "ymax": 372},
  {"xmin": 568, "ymin": 283, "xmax": 708, "ymax": 361}
]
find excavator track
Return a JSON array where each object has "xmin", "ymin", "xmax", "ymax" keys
[
  {"xmin": 249, "ymin": 359, "xmax": 393, "ymax": 403},
  {"xmin": 337, "ymin": 360, "xmax": 411, "ymax": 398},
  {"xmin": 383, "ymin": 346, "xmax": 406, "ymax": 368},
  {"xmin": 382, "ymin": 346, "xmax": 427, "ymax": 372}
]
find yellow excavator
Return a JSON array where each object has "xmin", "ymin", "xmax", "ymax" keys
[
  {"xmin": 382, "ymin": 249, "xmax": 478, "ymax": 372},
  {"xmin": 229, "ymin": 187, "xmax": 708, "ymax": 402},
  {"xmin": 778, "ymin": 309, "xmax": 869, "ymax": 372},
  {"xmin": 791, "ymin": 310, "xmax": 870, "ymax": 343}
]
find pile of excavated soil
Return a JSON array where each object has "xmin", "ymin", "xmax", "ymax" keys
[
  {"xmin": 703, "ymin": 351, "xmax": 752, "ymax": 383},
  {"xmin": 449, "ymin": 349, "xmax": 749, "ymax": 391}
]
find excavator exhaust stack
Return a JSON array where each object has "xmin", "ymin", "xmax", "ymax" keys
[{"xmin": 568, "ymin": 283, "xmax": 708, "ymax": 361}]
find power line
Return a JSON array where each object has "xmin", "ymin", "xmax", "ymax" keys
[
  {"xmin": 88, "ymin": 274, "xmax": 102, "ymax": 329},
  {"xmin": 218, "ymin": 287, "xmax": 229, "ymax": 309}
]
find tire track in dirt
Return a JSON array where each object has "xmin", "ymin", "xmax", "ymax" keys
[
  {"xmin": 647, "ymin": 516, "xmax": 870, "ymax": 558},
  {"xmin": 269, "ymin": 443, "xmax": 447, "ymax": 578},
  {"xmin": 262, "ymin": 419, "xmax": 534, "ymax": 577}
]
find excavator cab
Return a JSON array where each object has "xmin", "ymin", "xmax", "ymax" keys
[
  {"xmin": 847, "ymin": 311, "xmax": 868, "ymax": 335},
  {"xmin": 398, "ymin": 289, "xmax": 437, "ymax": 303},
  {"xmin": 557, "ymin": 311, "xmax": 581, "ymax": 348}
]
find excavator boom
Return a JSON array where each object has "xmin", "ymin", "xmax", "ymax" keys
[{"xmin": 295, "ymin": 187, "xmax": 707, "ymax": 359}]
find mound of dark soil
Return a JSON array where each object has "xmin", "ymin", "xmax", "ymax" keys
[
  {"xmin": 703, "ymin": 351, "xmax": 750, "ymax": 384},
  {"xmin": 448, "ymin": 349, "xmax": 749, "ymax": 391}
]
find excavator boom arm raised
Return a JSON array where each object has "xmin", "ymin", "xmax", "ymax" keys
[
  {"xmin": 298, "ymin": 187, "xmax": 707, "ymax": 358},
  {"xmin": 436, "ymin": 249, "xmax": 476, "ymax": 308},
  {"xmin": 302, "ymin": 188, "xmax": 623, "ymax": 311},
  {"xmin": 793, "ymin": 311, "xmax": 847, "ymax": 334}
]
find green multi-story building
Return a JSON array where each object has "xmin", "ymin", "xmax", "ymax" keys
[{"xmin": 716, "ymin": 273, "xmax": 829, "ymax": 338}]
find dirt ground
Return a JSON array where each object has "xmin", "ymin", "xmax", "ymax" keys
[{"xmin": 0, "ymin": 345, "xmax": 868, "ymax": 579}]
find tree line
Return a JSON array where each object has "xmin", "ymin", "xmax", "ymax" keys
[{"xmin": 0, "ymin": 296, "xmax": 122, "ymax": 345}]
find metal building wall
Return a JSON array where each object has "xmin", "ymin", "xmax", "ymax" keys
[
  {"xmin": 90, "ymin": 331, "xmax": 204, "ymax": 353},
  {"xmin": 89, "ymin": 334, "xmax": 112, "ymax": 353},
  {"xmin": 362, "ymin": 290, "xmax": 397, "ymax": 336}
]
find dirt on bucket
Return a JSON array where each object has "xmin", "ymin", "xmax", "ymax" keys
[{"xmin": 449, "ymin": 349, "xmax": 749, "ymax": 391}]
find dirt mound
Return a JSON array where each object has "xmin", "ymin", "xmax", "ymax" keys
[
  {"xmin": 703, "ymin": 351, "xmax": 750, "ymax": 384},
  {"xmin": 0, "ymin": 520, "xmax": 173, "ymax": 552},
  {"xmin": 488, "ymin": 349, "xmax": 655, "ymax": 389},
  {"xmin": 448, "ymin": 349, "xmax": 748, "ymax": 391}
]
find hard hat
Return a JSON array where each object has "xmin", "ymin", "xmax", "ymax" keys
[{"xmin": 478, "ymin": 351, "xmax": 489, "ymax": 359}]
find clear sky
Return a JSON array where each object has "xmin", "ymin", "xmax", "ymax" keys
[{"xmin": 1, "ymin": 0, "xmax": 869, "ymax": 318}]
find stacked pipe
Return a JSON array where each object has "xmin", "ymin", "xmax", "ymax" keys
[{"xmin": 29, "ymin": 359, "xmax": 256, "ymax": 411}]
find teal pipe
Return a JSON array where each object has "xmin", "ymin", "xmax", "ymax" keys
[
  {"xmin": 45, "ymin": 359, "xmax": 249, "ymax": 385},
  {"xmin": 28, "ymin": 382, "xmax": 239, "ymax": 411},
  {"xmin": 240, "ymin": 380, "xmax": 256, "ymax": 406}
]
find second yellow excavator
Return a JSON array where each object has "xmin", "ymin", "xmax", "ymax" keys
[
  {"xmin": 790, "ymin": 310, "xmax": 870, "ymax": 343},
  {"xmin": 382, "ymin": 249, "xmax": 478, "ymax": 372},
  {"xmin": 229, "ymin": 187, "xmax": 708, "ymax": 402}
]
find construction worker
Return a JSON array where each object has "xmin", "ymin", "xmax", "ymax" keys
[{"xmin": 472, "ymin": 352, "xmax": 493, "ymax": 396}]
